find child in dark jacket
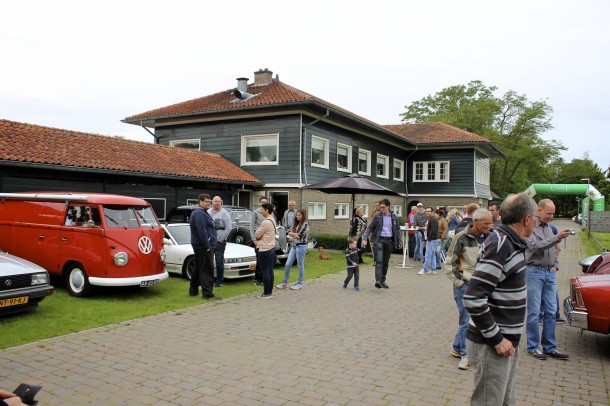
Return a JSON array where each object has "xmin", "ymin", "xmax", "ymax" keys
[{"xmin": 343, "ymin": 237, "xmax": 361, "ymax": 291}]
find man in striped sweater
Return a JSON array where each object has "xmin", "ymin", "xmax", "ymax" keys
[{"xmin": 463, "ymin": 193, "xmax": 537, "ymax": 406}]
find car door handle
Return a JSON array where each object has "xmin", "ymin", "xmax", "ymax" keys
[
  {"xmin": 38, "ymin": 235, "xmax": 45, "ymax": 240},
  {"xmin": 61, "ymin": 237, "xmax": 68, "ymax": 241}
]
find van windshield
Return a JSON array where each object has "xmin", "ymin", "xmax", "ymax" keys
[{"xmin": 103, "ymin": 205, "xmax": 159, "ymax": 228}]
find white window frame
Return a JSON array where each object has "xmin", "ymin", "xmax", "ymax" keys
[
  {"xmin": 356, "ymin": 203, "xmax": 369, "ymax": 218},
  {"xmin": 307, "ymin": 202, "xmax": 326, "ymax": 220},
  {"xmin": 413, "ymin": 161, "xmax": 450, "ymax": 182},
  {"xmin": 393, "ymin": 159, "xmax": 404, "ymax": 182},
  {"xmin": 334, "ymin": 203, "xmax": 350, "ymax": 219},
  {"xmin": 392, "ymin": 205, "xmax": 403, "ymax": 217},
  {"xmin": 358, "ymin": 149, "xmax": 371, "ymax": 176},
  {"xmin": 376, "ymin": 154, "xmax": 389, "ymax": 179},
  {"xmin": 336, "ymin": 143, "xmax": 352, "ymax": 173},
  {"xmin": 170, "ymin": 139, "xmax": 200, "ymax": 151},
  {"xmin": 311, "ymin": 135, "xmax": 329, "ymax": 169},
  {"xmin": 475, "ymin": 161, "xmax": 490, "ymax": 186},
  {"xmin": 241, "ymin": 133, "xmax": 279, "ymax": 166}
]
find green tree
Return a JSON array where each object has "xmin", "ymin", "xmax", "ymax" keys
[{"xmin": 401, "ymin": 81, "xmax": 564, "ymax": 197}]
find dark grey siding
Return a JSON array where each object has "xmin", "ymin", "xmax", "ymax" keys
[
  {"xmin": 303, "ymin": 120, "xmax": 409, "ymax": 194},
  {"xmin": 156, "ymin": 116, "xmax": 302, "ymax": 185},
  {"xmin": 0, "ymin": 166, "xmax": 234, "ymax": 219},
  {"xmin": 407, "ymin": 149, "xmax": 475, "ymax": 195}
]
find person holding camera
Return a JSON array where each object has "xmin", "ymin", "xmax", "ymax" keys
[
  {"xmin": 525, "ymin": 198, "xmax": 572, "ymax": 361},
  {"xmin": 208, "ymin": 196, "xmax": 232, "ymax": 287}
]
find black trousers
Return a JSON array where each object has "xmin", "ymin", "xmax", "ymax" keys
[{"xmin": 190, "ymin": 247, "xmax": 215, "ymax": 297}]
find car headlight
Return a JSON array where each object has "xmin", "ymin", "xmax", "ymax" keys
[
  {"xmin": 31, "ymin": 272, "xmax": 49, "ymax": 285},
  {"xmin": 114, "ymin": 252, "xmax": 129, "ymax": 266},
  {"xmin": 225, "ymin": 257, "xmax": 243, "ymax": 264},
  {"xmin": 160, "ymin": 249, "xmax": 166, "ymax": 263}
]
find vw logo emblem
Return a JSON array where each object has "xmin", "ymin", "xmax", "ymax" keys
[
  {"xmin": 4, "ymin": 280, "xmax": 11, "ymax": 287},
  {"xmin": 138, "ymin": 236, "xmax": 153, "ymax": 254}
]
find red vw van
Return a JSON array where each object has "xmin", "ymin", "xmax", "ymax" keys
[{"xmin": 0, "ymin": 192, "xmax": 168, "ymax": 297}]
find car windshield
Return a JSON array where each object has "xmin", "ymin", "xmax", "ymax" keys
[
  {"xmin": 167, "ymin": 225, "xmax": 191, "ymax": 244},
  {"xmin": 104, "ymin": 205, "xmax": 159, "ymax": 228}
]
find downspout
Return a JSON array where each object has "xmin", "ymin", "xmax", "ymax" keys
[
  {"xmin": 300, "ymin": 109, "xmax": 330, "ymax": 205},
  {"xmin": 404, "ymin": 146, "xmax": 418, "ymax": 197},
  {"xmin": 140, "ymin": 121, "xmax": 159, "ymax": 144}
]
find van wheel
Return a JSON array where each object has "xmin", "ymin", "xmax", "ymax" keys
[
  {"xmin": 65, "ymin": 264, "xmax": 93, "ymax": 297},
  {"xmin": 183, "ymin": 256, "xmax": 195, "ymax": 280},
  {"xmin": 228, "ymin": 228, "xmax": 250, "ymax": 245}
]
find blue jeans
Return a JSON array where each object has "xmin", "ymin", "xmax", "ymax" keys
[
  {"xmin": 422, "ymin": 239, "xmax": 439, "ymax": 271},
  {"xmin": 258, "ymin": 249, "xmax": 275, "ymax": 295},
  {"xmin": 214, "ymin": 241, "xmax": 226, "ymax": 284},
  {"xmin": 373, "ymin": 238, "xmax": 393, "ymax": 282},
  {"xmin": 468, "ymin": 340, "xmax": 518, "ymax": 406},
  {"xmin": 452, "ymin": 283, "xmax": 469, "ymax": 357},
  {"xmin": 526, "ymin": 265, "xmax": 557, "ymax": 353},
  {"xmin": 414, "ymin": 232, "xmax": 424, "ymax": 260},
  {"xmin": 282, "ymin": 244, "xmax": 306, "ymax": 284}
]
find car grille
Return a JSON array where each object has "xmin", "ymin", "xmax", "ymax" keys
[{"xmin": 0, "ymin": 274, "xmax": 31, "ymax": 291}]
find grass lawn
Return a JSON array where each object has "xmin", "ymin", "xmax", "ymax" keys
[{"xmin": 1, "ymin": 250, "xmax": 346, "ymax": 350}]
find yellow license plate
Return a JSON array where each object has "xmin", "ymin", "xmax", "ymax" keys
[
  {"xmin": 249, "ymin": 264, "xmax": 256, "ymax": 270},
  {"xmin": 0, "ymin": 296, "xmax": 29, "ymax": 308}
]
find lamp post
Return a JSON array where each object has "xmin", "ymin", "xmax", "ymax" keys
[
  {"xmin": 581, "ymin": 178, "xmax": 591, "ymax": 238},
  {"xmin": 575, "ymin": 197, "xmax": 580, "ymax": 224}
]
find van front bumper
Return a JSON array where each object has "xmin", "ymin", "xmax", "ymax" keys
[{"xmin": 89, "ymin": 271, "xmax": 169, "ymax": 287}]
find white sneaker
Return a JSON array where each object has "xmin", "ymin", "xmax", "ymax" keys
[
  {"xmin": 458, "ymin": 356, "xmax": 471, "ymax": 370},
  {"xmin": 290, "ymin": 283, "xmax": 303, "ymax": 290},
  {"xmin": 430, "ymin": 271, "xmax": 437, "ymax": 275},
  {"xmin": 417, "ymin": 269, "xmax": 427, "ymax": 275},
  {"xmin": 276, "ymin": 283, "xmax": 288, "ymax": 289}
]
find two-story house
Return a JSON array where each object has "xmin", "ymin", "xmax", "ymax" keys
[{"xmin": 123, "ymin": 69, "xmax": 504, "ymax": 232}]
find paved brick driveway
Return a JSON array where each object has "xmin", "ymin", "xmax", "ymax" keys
[{"xmin": 1, "ymin": 219, "xmax": 609, "ymax": 405}]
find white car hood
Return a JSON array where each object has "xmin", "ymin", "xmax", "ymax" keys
[
  {"xmin": 0, "ymin": 251, "xmax": 46, "ymax": 276},
  {"xmin": 226, "ymin": 242, "xmax": 255, "ymax": 258}
]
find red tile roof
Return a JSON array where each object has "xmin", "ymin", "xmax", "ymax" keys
[
  {"xmin": 384, "ymin": 122, "xmax": 490, "ymax": 144},
  {"xmin": 124, "ymin": 79, "xmax": 408, "ymax": 141},
  {"xmin": 0, "ymin": 119, "xmax": 260, "ymax": 184}
]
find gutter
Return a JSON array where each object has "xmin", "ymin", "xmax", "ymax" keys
[{"xmin": 404, "ymin": 146, "xmax": 418, "ymax": 197}]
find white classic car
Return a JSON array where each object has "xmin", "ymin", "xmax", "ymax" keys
[
  {"xmin": 0, "ymin": 250, "xmax": 54, "ymax": 316},
  {"xmin": 162, "ymin": 223, "xmax": 256, "ymax": 280}
]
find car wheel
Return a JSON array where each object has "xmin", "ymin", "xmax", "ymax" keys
[
  {"xmin": 228, "ymin": 228, "xmax": 251, "ymax": 245},
  {"xmin": 183, "ymin": 256, "xmax": 195, "ymax": 280},
  {"xmin": 65, "ymin": 264, "xmax": 93, "ymax": 297}
]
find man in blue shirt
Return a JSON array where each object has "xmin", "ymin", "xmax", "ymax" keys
[
  {"xmin": 189, "ymin": 193, "xmax": 218, "ymax": 300},
  {"xmin": 362, "ymin": 198, "xmax": 403, "ymax": 289}
]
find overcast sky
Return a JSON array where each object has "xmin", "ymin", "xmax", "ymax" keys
[{"xmin": 2, "ymin": 0, "xmax": 608, "ymax": 171}]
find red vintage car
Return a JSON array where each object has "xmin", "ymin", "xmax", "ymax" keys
[
  {"xmin": 578, "ymin": 252, "xmax": 610, "ymax": 275},
  {"xmin": 564, "ymin": 273, "xmax": 610, "ymax": 335}
]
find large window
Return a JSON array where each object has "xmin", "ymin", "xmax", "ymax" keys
[
  {"xmin": 413, "ymin": 161, "xmax": 450, "ymax": 182},
  {"xmin": 170, "ymin": 139, "xmax": 200, "ymax": 151},
  {"xmin": 475, "ymin": 161, "xmax": 490, "ymax": 186},
  {"xmin": 241, "ymin": 134, "xmax": 279, "ymax": 165},
  {"xmin": 334, "ymin": 203, "xmax": 350, "ymax": 219},
  {"xmin": 392, "ymin": 205, "xmax": 403, "ymax": 217},
  {"xmin": 356, "ymin": 203, "xmax": 369, "ymax": 218},
  {"xmin": 311, "ymin": 136, "xmax": 329, "ymax": 168},
  {"xmin": 377, "ymin": 154, "xmax": 389, "ymax": 179},
  {"xmin": 307, "ymin": 202, "xmax": 326, "ymax": 220},
  {"xmin": 358, "ymin": 149, "xmax": 371, "ymax": 176},
  {"xmin": 337, "ymin": 143, "xmax": 352, "ymax": 173},
  {"xmin": 393, "ymin": 159, "xmax": 404, "ymax": 181}
]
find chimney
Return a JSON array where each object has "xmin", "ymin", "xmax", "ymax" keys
[
  {"xmin": 236, "ymin": 77, "xmax": 249, "ymax": 92},
  {"xmin": 253, "ymin": 68, "xmax": 273, "ymax": 85}
]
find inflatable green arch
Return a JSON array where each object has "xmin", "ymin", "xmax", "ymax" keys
[{"xmin": 524, "ymin": 183, "xmax": 605, "ymax": 225}]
